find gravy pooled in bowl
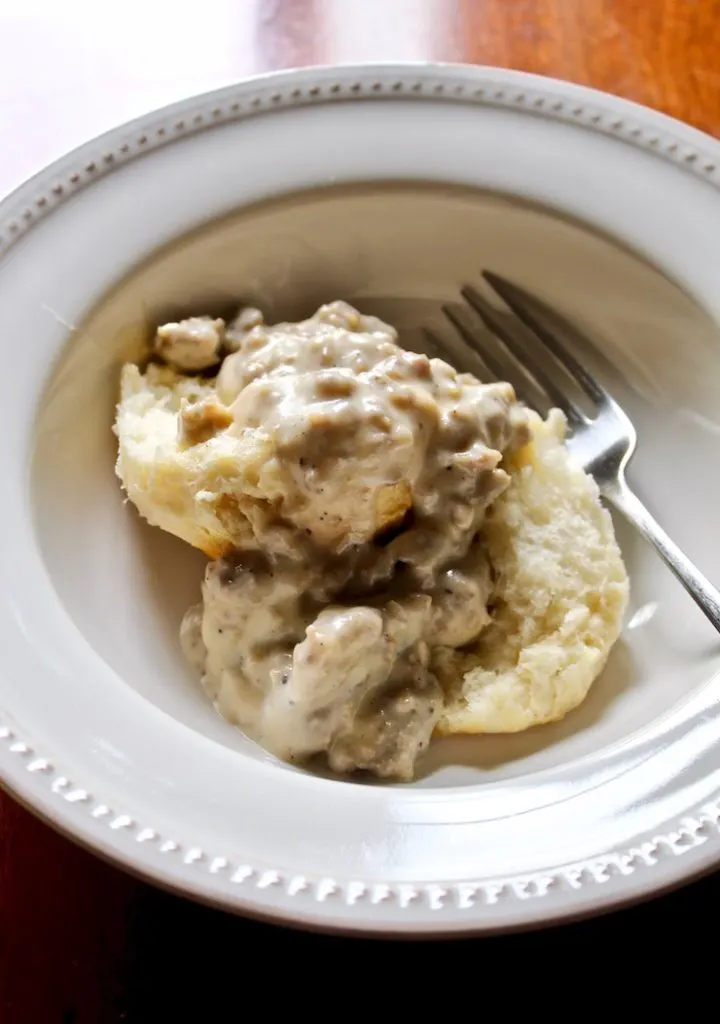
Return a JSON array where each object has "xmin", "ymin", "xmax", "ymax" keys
[{"xmin": 115, "ymin": 300, "xmax": 628, "ymax": 781}]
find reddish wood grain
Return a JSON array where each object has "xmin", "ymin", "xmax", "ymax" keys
[
  {"xmin": 2, "ymin": 1, "xmax": 720, "ymax": 1019},
  {"xmin": 455, "ymin": 0, "xmax": 720, "ymax": 136}
]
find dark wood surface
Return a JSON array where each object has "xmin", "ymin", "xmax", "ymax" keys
[{"xmin": 2, "ymin": 1, "xmax": 720, "ymax": 1019}]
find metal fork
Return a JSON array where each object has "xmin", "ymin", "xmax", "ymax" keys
[{"xmin": 431, "ymin": 271, "xmax": 720, "ymax": 633}]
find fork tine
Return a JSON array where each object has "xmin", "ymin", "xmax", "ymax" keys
[
  {"xmin": 458, "ymin": 286, "xmax": 587, "ymax": 428},
  {"xmin": 421, "ymin": 328, "xmax": 450, "ymax": 362},
  {"xmin": 434, "ymin": 312, "xmax": 498, "ymax": 383},
  {"xmin": 422, "ymin": 323, "xmax": 492, "ymax": 381},
  {"xmin": 481, "ymin": 271, "xmax": 607, "ymax": 405},
  {"xmin": 440, "ymin": 307, "xmax": 552, "ymax": 415}
]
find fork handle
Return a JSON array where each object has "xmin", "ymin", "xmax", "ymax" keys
[{"xmin": 602, "ymin": 478, "xmax": 720, "ymax": 633}]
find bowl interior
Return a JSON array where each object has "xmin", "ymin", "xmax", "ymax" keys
[{"xmin": 31, "ymin": 182, "xmax": 720, "ymax": 788}]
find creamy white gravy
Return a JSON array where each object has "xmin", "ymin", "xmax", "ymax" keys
[{"xmin": 165, "ymin": 301, "xmax": 529, "ymax": 780}]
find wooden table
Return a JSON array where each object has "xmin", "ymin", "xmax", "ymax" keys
[{"xmin": 1, "ymin": 1, "xmax": 719, "ymax": 1018}]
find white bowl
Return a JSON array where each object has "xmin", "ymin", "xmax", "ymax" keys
[{"xmin": 4, "ymin": 64, "xmax": 720, "ymax": 934}]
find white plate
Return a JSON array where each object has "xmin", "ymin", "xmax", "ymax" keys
[{"xmin": 3, "ymin": 63, "xmax": 720, "ymax": 935}]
